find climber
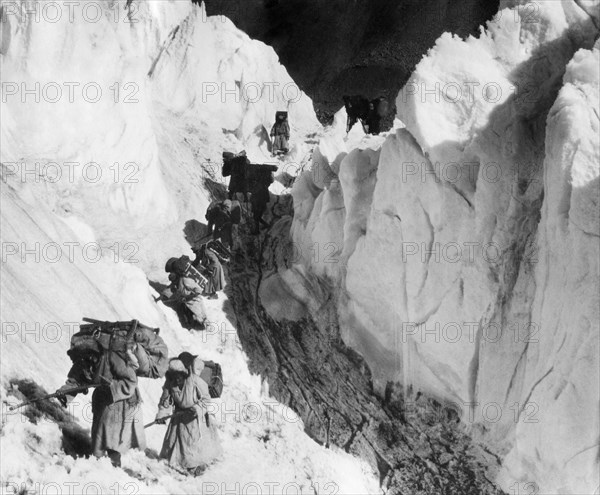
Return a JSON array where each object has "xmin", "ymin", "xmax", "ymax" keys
[
  {"xmin": 343, "ymin": 95, "xmax": 388, "ymax": 134},
  {"xmin": 343, "ymin": 95, "xmax": 370, "ymax": 133},
  {"xmin": 222, "ymin": 151, "xmax": 250, "ymax": 202},
  {"xmin": 55, "ymin": 340, "xmax": 145, "ymax": 468},
  {"xmin": 366, "ymin": 97, "xmax": 388, "ymax": 135},
  {"xmin": 154, "ymin": 357, "xmax": 222, "ymax": 476},
  {"xmin": 270, "ymin": 111, "xmax": 290, "ymax": 155},
  {"xmin": 248, "ymin": 168, "xmax": 273, "ymax": 234},
  {"xmin": 163, "ymin": 259, "xmax": 209, "ymax": 330},
  {"xmin": 192, "ymin": 241, "xmax": 226, "ymax": 299},
  {"xmin": 205, "ymin": 200, "xmax": 235, "ymax": 249}
]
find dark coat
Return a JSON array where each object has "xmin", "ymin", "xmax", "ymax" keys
[
  {"xmin": 194, "ymin": 247, "xmax": 225, "ymax": 294},
  {"xmin": 206, "ymin": 204, "xmax": 233, "ymax": 248},
  {"xmin": 228, "ymin": 155, "xmax": 249, "ymax": 196}
]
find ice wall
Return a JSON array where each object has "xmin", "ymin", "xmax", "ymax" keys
[
  {"xmin": 0, "ymin": 1, "xmax": 376, "ymax": 493},
  {"xmin": 285, "ymin": 1, "xmax": 600, "ymax": 493}
]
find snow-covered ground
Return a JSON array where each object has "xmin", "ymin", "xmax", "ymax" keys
[{"xmin": 0, "ymin": 1, "xmax": 378, "ymax": 493}]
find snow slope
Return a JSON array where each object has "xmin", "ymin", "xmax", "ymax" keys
[
  {"xmin": 283, "ymin": 1, "xmax": 600, "ymax": 493},
  {"xmin": 0, "ymin": 1, "xmax": 378, "ymax": 493}
]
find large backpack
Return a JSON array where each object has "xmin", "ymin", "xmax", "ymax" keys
[
  {"xmin": 205, "ymin": 201, "xmax": 241, "ymax": 228},
  {"xmin": 199, "ymin": 360, "xmax": 223, "ymax": 398},
  {"xmin": 205, "ymin": 239, "xmax": 231, "ymax": 264},
  {"xmin": 183, "ymin": 355, "xmax": 224, "ymax": 399},
  {"xmin": 222, "ymin": 152, "xmax": 234, "ymax": 177},
  {"xmin": 170, "ymin": 255, "xmax": 209, "ymax": 289},
  {"xmin": 69, "ymin": 318, "xmax": 169, "ymax": 379}
]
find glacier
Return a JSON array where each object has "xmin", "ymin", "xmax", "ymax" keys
[
  {"xmin": 283, "ymin": 1, "xmax": 600, "ymax": 493},
  {"xmin": 1, "ymin": 0, "xmax": 599, "ymax": 493}
]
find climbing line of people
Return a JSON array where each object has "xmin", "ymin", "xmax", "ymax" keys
[
  {"xmin": 10, "ymin": 108, "xmax": 353, "ymax": 478},
  {"xmin": 343, "ymin": 95, "xmax": 389, "ymax": 135},
  {"xmin": 8, "ymin": 318, "xmax": 226, "ymax": 476}
]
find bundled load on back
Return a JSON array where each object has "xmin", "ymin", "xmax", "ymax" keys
[
  {"xmin": 270, "ymin": 111, "xmax": 290, "ymax": 156},
  {"xmin": 69, "ymin": 318, "xmax": 169, "ymax": 379},
  {"xmin": 165, "ymin": 255, "xmax": 209, "ymax": 289},
  {"xmin": 203, "ymin": 239, "xmax": 232, "ymax": 264},
  {"xmin": 178, "ymin": 352, "xmax": 224, "ymax": 399}
]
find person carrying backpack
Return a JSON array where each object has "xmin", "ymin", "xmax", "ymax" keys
[
  {"xmin": 192, "ymin": 241, "xmax": 225, "ymax": 299},
  {"xmin": 154, "ymin": 358, "xmax": 222, "ymax": 476},
  {"xmin": 206, "ymin": 200, "xmax": 234, "ymax": 249},
  {"xmin": 55, "ymin": 338, "xmax": 145, "ymax": 468},
  {"xmin": 249, "ymin": 169, "xmax": 273, "ymax": 234},
  {"xmin": 164, "ymin": 260, "xmax": 209, "ymax": 330},
  {"xmin": 270, "ymin": 111, "xmax": 290, "ymax": 155}
]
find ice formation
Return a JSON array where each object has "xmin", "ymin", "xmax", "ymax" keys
[
  {"xmin": 285, "ymin": 1, "xmax": 600, "ymax": 493},
  {"xmin": 1, "ymin": 0, "xmax": 598, "ymax": 493}
]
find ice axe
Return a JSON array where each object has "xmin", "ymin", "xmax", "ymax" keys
[
  {"xmin": 145, "ymin": 403, "xmax": 208, "ymax": 428},
  {"xmin": 8, "ymin": 376, "xmax": 111, "ymax": 411}
]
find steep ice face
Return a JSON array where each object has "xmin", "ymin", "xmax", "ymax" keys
[
  {"xmin": 497, "ymin": 40, "xmax": 600, "ymax": 494},
  {"xmin": 0, "ymin": 1, "xmax": 376, "ymax": 493},
  {"xmin": 284, "ymin": 1, "xmax": 600, "ymax": 493}
]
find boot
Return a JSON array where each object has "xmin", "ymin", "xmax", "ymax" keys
[{"xmin": 107, "ymin": 450, "xmax": 121, "ymax": 468}]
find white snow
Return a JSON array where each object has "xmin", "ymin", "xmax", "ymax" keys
[{"xmin": 0, "ymin": 1, "xmax": 377, "ymax": 493}]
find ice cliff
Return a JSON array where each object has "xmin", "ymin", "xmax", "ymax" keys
[{"xmin": 281, "ymin": 1, "xmax": 600, "ymax": 493}]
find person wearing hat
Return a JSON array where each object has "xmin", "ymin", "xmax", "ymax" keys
[
  {"xmin": 56, "ymin": 339, "xmax": 145, "ymax": 467},
  {"xmin": 154, "ymin": 358, "xmax": 222, "ymax": 475}
]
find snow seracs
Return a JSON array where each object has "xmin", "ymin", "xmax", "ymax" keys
[
  {"xmin": 0, "ymin": 1, "xmax": 376, "ymax": 493},
  {"xmin": 282, "ymin": 1, "xmax": 600, "ymax": 493},
  {"xmin": 0, "ymin": 0, "xmax": 319, "ymax": 253}
]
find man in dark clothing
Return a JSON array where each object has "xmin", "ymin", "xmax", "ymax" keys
[
  {"xmin": 206, "ymin": 200, "xmax": 234, "ymax": 249},
  {"xmin": 343, "ymin": 95, "xmax": 388, "ymax": 134},
  {"xmin": 222, "ymin": 151, "xmax": 250, "ymax": 201},
  {"xmin": 249, "ymin": 170, "xmax": 272, "ymax": 234}
]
